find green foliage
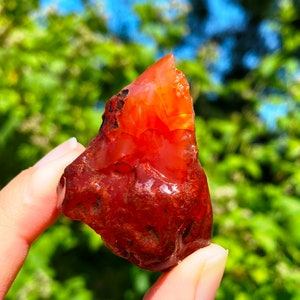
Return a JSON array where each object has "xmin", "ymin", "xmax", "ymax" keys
[
  {"xmin": 193, "ymin": 2, "xmax": 300, "ymax": 298},
  {"xmin": 134, "ymin": 0, "xmax": 190, "ymax": 50},
  {"xmin": 1, "ymin": 0, "xmax": 300, "ymax": 299}
]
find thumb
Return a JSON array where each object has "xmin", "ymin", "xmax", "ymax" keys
[
  {"xmin": 144, "ymin": 244, "xmax": 228, "ymax": 300},
  {"xmin": 0, "ymin": 137, "xmax": 85, "ymax": 244}
]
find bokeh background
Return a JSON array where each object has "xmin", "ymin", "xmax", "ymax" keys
[{"xmin": 1, "ymin": 0, "xmax": 300, "ymax": 299}]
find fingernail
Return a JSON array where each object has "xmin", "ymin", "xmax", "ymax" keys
[
  {"xmin": 57, "ymin": 176, "xmax": 66, "ymax": 209},
  {"xmin": 196, "ymin": 247, "xmax": 228, "ymax": 299},
  {"xmin": 34, "ymin": 137, "xmax": 78, "ymax": 168}
]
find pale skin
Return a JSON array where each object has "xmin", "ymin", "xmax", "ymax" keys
[{"xmin": 0, "ymin": 138, "xmax": 228, "ymax": 299}]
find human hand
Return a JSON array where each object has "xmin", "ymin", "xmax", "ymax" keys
[
  {"xmin": 0, "ymin": 138, "xmax": 85, "ymax": 297},
  {"xmin": 0, "ymin": 138, "xmax": 227, "ymax": 299}
]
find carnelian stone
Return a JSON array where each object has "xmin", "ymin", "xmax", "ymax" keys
[{"xmin": 61, "ymin": 54, "xmax": 212, "ymax": 271}]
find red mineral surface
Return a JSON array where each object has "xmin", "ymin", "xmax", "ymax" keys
[{"xmin": 61, "ymin": 54, "xmax": 212, "ymax": 271}]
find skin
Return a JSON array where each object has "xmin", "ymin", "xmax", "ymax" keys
[{"xmin": 0, "ymin": 138, "xmax": 228, "ymax": 299}]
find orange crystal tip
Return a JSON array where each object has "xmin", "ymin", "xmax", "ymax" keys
[{"xmin": 118, "ymin": 54, "xmax": 195, "ymax": 137}]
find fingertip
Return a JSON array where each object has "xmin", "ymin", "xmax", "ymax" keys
[
  {"xmin": 195, "ymin": 244, "xmax": 228, "ymax": 299},
  {"xmin": 0, "ymin": 139, "xmax": 85, "ymax": 245},
  {"xmin": 34, "ymin": 137, "xmax": 85, "ymax": 168},
  {"xmin": 144, "ymin": 244, "xmax": 228, "ymax": 300}
]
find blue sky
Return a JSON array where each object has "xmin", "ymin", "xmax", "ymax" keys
[{"xmin": 40, "ymin": 0, "xmax": 84, "ymax": 13}]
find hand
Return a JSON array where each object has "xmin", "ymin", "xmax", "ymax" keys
[
  {"xmin": 0, "ymin": 138, "xmax": 227, "ymax": 299},
  {"xmin": 0, "ymin": 137, "xmax": 85, "ymax": 297}
]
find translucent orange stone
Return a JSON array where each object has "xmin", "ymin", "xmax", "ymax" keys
[{"xmin": 61, "ymin": 54, "xmax": 212, "ymax": 271}]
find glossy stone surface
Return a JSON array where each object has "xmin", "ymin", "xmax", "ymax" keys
[{"xmin": 61, "ymin": 54, "xmax": 212, "ymax": 271}]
